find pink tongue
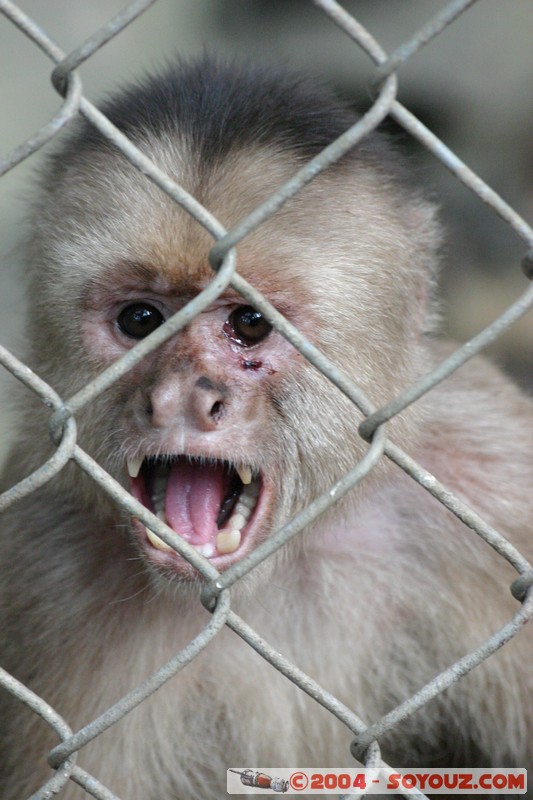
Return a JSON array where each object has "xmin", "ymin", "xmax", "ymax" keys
[{"xmin": 165, "ymin": 460, "xmax": 226, "ymax": 545}]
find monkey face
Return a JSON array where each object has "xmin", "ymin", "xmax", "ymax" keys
[
  {"xmin": 26, "ymin": 62, "xmax": 437, "ymax": 583},
  {"xmin": 29, "ymin": 147, "xmax": 432, "ymax": 582}
]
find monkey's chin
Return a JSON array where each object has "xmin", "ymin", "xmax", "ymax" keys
[{"xmin": 127, "ymin": 455, "xmax": 267, "ymax": 578}]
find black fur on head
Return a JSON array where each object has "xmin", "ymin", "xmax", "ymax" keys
[{"xmin": 57, "ymin": 56, "xmax": 406, "ymax": 179}]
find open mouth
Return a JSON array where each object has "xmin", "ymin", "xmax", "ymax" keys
[{"xmin": 127, "ymin": 455, "xmax": 261, "ymax": 563}]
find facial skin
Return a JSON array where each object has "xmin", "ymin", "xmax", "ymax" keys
[{"xmin": 0, "ymin": 59, "xmax": 531, "ymax": 799}]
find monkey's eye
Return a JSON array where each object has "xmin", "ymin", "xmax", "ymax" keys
[
  {"xmin": 226, "ymin": 306, "xmax": 272, "ymax": 346},
  {"xmin": 117, "ymin": 303, "xmax": 165, "ymax": 339}
]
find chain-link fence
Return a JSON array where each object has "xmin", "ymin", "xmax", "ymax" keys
[{"xmin": 1, "ymin": 1, "xmax": 533, "ymax": 798}]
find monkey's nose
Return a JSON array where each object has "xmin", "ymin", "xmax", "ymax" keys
[
  {"xmin": 148, "ymin": 375, "xmax": 227, "ymax": 432},
  {"xmin": 190, "ymin": 376, "xmax": 227, "ymax": 430}
]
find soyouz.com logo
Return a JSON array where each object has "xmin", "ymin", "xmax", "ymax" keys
[{"xmin": 226, "ymin": 768, "xmax": 527, "ymax": 794}]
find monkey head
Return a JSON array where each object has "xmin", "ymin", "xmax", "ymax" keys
[{"xmin": 24, "ymin": 59, "xmax": 440, "ymax": 581}]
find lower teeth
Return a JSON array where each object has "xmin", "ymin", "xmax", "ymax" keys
[
  {"xmin": 145, "ymin": 524, "xmax": 240, "ymax": 557},
  {"xmin": 215, "ymin": 529, "xmax": 241, "ymax": 554},
  {"xmin": 145, "ymin": 527, "xmax": 173, "ymax": 553},
  {"xmin": 196, "ymin": 542, "xmax": 216, "ymax": 558},
  {"xmin": 144, "ymin": 477, "xmax": 259, "ymax": 557}
]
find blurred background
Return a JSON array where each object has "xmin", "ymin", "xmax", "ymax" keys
[{"xmin": 1, "ymin": 0, "xmax": 533, "ymax": 453}]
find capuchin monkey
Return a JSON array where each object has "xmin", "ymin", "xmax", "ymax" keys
[{"xmin": 0, "ymin": 58, "xmax": 532, "ymax": 799}]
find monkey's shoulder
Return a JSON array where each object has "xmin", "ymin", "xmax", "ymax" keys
[
  {"xmin": 422, "ymin": 341, "xmax": 533, "ymax": 452},
  {"xmin": 412, "ymin": 343, "xmax": 533, "ymax": 545}
]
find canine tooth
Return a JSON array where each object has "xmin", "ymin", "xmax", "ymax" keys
[
  {"xmin": 127, "ymin": 455, "xmax": 143, "ymax": 478},
  {"xmin": 216, "ymin": 529, "xmax": 241, "ymax": 554},
  {"xmin": 237, "ymin": 465, "xmax": 252, "ymax": 485},
  {"xmin": 227, "ymin": 513, "xmax": 246, "ymax": 531},
  {"xmin": 145, "ymin": 526, "xmax": 173, "ymax": 553},
  {"xmin": 156, "ymin": 509, "xmax": 168, "ymax": 524}
]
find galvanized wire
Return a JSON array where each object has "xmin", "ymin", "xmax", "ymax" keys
[{"xmin": 0, "ymin": 1, "xmax": 532, "ymax": 798}]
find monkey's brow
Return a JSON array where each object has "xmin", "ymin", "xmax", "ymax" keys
[
  {"xmin": 78, "ymin": 260, "xmax": 205, "ymax": 306},
  {"xmin": 78, "ymin": 271, "xmax": 258, "ymax": 314},
  {"xmin": 79, "ymin": 258, "xmax": 300, "ymax": 314}
]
